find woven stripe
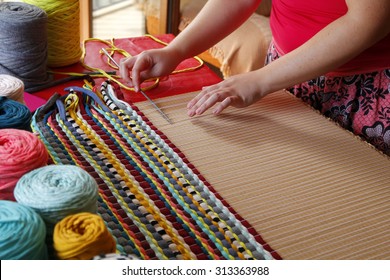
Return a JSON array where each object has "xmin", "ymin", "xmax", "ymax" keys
[{"xmin": 31, "ymin": 82, "xmax": 274, "ymax": 260}]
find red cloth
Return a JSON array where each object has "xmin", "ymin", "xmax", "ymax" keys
[
  {"xmin": 31, "ymin": 34, "xmax": 221, "ymax": 105},
  {"xmin": 271, "ymin": 0, "xmax": 390, "ymax": 75}
]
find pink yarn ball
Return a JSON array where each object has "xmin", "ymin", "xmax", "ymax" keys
[{"xmin": 0, "ymin": 129, "xmax": 49, "ymax": 200}]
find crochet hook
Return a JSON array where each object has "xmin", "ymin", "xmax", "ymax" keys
[{"xmin": 101, "ymin": 48, "xmax": 172, "ymax": 124}]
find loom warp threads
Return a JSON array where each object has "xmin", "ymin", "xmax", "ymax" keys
[
  {"xmin": 0, "ymin": 2, "xmax": 51, "ymax": 92},
  {"xmin": 0, "ymin": 129, "xmax": 48, "ymax": 201},
  {"xmin": 23, "ymin": 0, "xmax": 82, "ymax": 67},
  {"xmin": 0, "ymin": 97, "xmax": 32, "ymax": 131},
  {"xmin": 14, "ymin": 165, "xmax": 99, "ymax": 228},
  {"xmin": 0, "ymin": 200, "xmax": 47, "ymax": 260},
  {"xmin": 0, "ymin": 75, "xmax": 25, "ymax": 104},
  {"xmin": 53, "ymin": 212, "xmax": 116, "ymax": 260}
]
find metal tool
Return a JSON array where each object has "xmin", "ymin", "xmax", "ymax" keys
[{"xmin": 101, "ymin": 48, "xmax": 172, "ymax": 124}]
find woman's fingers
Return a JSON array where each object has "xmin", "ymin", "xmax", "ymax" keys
[
  {"xmin": 187, "ymin": 85, "xmax": 215, "ymax": 108},
  {"xmin": 187, "ymin": 86, "xmax": 237, "ymax": 116},
  {"xmin": 130, "ymin": 55, "xmax": 151, "ymax": 92},
  {"xmin": 212, "ymin": 96, "xmax": 236, "ymax": 115},
  {"xmin": 119, "ymin": 52, "xmax": 153, "ymax": 92},
  {"xmin": 119, "ymin": 57, "xmax": 135, "ymax": 83},
  {"xmin": 186, "ymin": 73, "xmax": 263, "ymax": 117}
]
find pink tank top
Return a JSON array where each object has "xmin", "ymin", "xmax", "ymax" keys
[{"xmin": 270, "ymin": 0, "xmax": 390, "ymax": 75}]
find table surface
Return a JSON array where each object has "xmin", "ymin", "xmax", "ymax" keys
[{"xmin": 25, "ymin": 34, "xmax": 221, "ymax": 111}]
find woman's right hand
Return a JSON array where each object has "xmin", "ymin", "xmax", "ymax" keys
[{"xmin": 119, "ymin": 47, "xmax": 181, "ymax": 92}]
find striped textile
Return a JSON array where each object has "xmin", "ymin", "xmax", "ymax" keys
[{"xmin": 31, "ymin": 81, "xmax": 279, "ymax": 260}]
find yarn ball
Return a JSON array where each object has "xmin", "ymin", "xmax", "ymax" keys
[
  {"xmin": 0, "ymin": 97, "xmax": 32, "ymax": 131},
  {"xmin": 0, "ymin": 128, "xmax": 48, "ymax": 201},
  {"xmin": 0, "ymin": 2, "xmax": 51, "ymax": 91},
  {"xmin": 0, "ymin": 200, "xmax": 47, "ymax": 260},
  {"xmin": 0, "ymin": 74, "xmax": 25, "ymax": 104},
  {"xmin": 53, "ymin": 212, "xmax": 117, "ymax": 260},
  {"xmin": 14, "ymin": 165, "xmax": 99, "ymax": 226}
]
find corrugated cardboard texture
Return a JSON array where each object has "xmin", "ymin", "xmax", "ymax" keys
[{"xmin": 137, "ymin": 90, "xmax": 390, "ymax": 259}]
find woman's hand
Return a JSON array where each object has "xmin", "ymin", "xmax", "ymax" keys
[
  {"xmin": 119, "ymin": 48, "xmax": 181, "ymax": 92},
  {"xmin": 187, "ymin": 71, "xmax": 267, "ymax": 116}
]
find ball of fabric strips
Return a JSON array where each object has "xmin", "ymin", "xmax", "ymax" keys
[
  {"xmin": 0, "ymin": 2, "xmax": 51, "ymax": 91},
  {"xmin": 0, "ymin": 128, "xmax": 48, "ymax": 201},
  {"xmin": 14, "ymin": 165, "xmax": 99, "ymax": 227},
  {"xmin": 0, "ymin": 97, "xmax": 32, "ymax": 131},
  {"xmin": 53, "ymin": 212, "xmax": 116, "ymax": 260},
  {"xmin": 0, "ymin": 200, "xmax": 47, "ymax": 260},
  {"xmin": 0, "ymin": 74, "xmax": 25, "ymax": 104},
  {"xmin": 22, "ymin": 0, "xmax": 82, "ymax": 68}
]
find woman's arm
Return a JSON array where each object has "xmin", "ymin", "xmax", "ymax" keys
[
  {"xmin": 187, "ymin": 0, "xmax": 390, "ymax": 116},
  {"xmin": 259, "ymin": 0, "xmax": 390, "ymax": 94},
  {"xmin": 165, "ymin": 0, "xmax": 262, "ymax": 61},
  {"xmin": 119, "ymin": 0, "xmax": 261, "ymax": 91}
]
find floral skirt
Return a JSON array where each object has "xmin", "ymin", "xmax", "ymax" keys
[{"xmin": 266, "ymin": 42, "xmax": 390, "ymax": 156}]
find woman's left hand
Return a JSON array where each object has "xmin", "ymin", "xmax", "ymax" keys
[{"xmin": 187, "ymin": 71, "xmax": 267, "ymax": 116}]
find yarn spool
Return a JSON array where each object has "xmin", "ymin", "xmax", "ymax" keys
[
  {"xmin": 0, "ymin": 200, "xmax": 47, "ymax": 260},
  {"xmin": 53, "ymin": 212, "xmax": 117, "ymax": 260},
  {"xmin": 0, "ymin": 2, "xmax": 51, "ymax": 92},
  {"xmin": 14, "ymin": 165, "xmax": 99, "ymax": 229},
  {"xmin": 23, "ymin": 0, "xmax": 82, "ymax": 67},
  {"xmin": 0, "ymin": 129, "xmax": 48, "ymax": 201},
  {"xmin": 0, "ymin": 75, "xmax": 25, "ymax": 104},
  {"xmin": 0, "ymin": 97, "xmax": 32, "ymax": 131}
]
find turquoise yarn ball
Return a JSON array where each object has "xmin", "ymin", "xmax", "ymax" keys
[
  {"xmin": 0, "ymin": 96, "xmax": 32, "ymax": 131},
  {"xmin": 14, "ymin": 165, "xmax": 99, "ymax": 227},
  {"xmin": 0, "ymin": 200, "xmax": 47, "ymax": 260}
]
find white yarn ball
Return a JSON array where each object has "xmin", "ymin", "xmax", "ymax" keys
[{"xmin": 0, "ymin": 74, "xmax": 25, "ymax": 104}]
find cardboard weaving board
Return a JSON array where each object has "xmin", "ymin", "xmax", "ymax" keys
[{"xmin": 136, "ymin": 90, "xmax": 390, "ymax": 260}]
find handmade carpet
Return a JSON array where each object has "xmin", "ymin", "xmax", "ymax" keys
[
  {"xmin": 136, "ymin": 90, "xmax": 390, "ymax": 260},
  {"xmin": 31, "ymin": 82, "xmax": 277, "ymax": 260}
]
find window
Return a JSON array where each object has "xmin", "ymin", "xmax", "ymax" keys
[
  {"xmin": 91, "ymin": 0, "xmax": 145, "ymax": 39},
  {"xmin": 0, "ymin": 0, "xmax": 145, "ymax": 41}
]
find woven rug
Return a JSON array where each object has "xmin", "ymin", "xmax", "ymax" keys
[{"xmin": 31, "ymin": 82, "xmax": 278, "ymax": 260}]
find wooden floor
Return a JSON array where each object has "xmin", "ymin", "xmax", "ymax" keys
[{"xmin": 93, "ymin": 0, "xmax": 145, "ymax": 40}]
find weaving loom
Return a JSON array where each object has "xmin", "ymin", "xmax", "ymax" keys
[
  {"xmin": 29, "ymin": 32, "xmax": 390, "ymax": 260},
  {"xmin": 31, "ymin": 82, "xmax": 276, "ymax": 260},
  {"xmin": 136, "ymin": 90, "xmax": 390, "ymax": 260}
]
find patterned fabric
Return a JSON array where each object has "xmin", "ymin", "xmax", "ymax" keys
[
  {"xmin": 266, "ymin": 42, "xmax": 390, "ymax": 156},
  {"xmin": 31, "ymin": 82, "xmax": 277, "ymax": 260}
]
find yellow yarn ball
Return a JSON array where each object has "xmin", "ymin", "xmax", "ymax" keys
[
  {"xmin": 23, "ymin": 0, "xmax": 82, "ymax": 67},
  {"xmin": 53, "ymin": 212, "xmax": 117, "ymax": 260}
]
